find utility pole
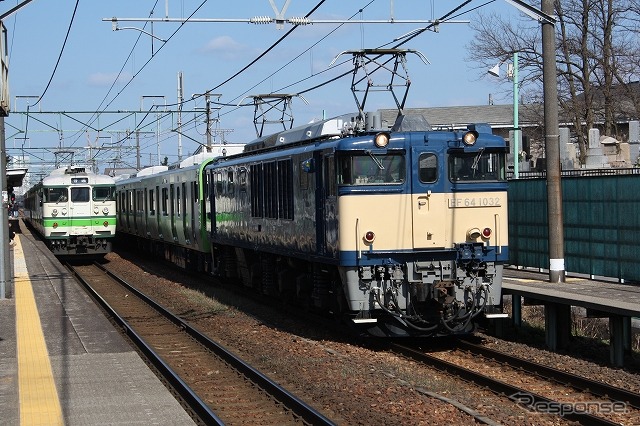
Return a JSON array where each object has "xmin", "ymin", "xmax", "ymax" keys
[
  {"xmin": 192, "ymin": 92, "xmax": 221, "ymax": 153},
  {"xmin": 542, "ymin": 0, "xmax": 565, "ymax": 283},
  {"xmin": 136, "ymin": 130, "xmax": 141, "ymax": 170},
  {"xmin": 177, "ymin": 72, "xmax": 184, "ymax": 161},
  {"xmin": 205, "ymin": 93, "xmax": 211, "ymax": 152}
]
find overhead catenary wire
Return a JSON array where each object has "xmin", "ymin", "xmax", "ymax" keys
[{"xmin": 15, "ymin": 1, "xmax": 489, "ymax": 171}]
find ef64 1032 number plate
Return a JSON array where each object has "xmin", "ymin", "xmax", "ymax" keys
[{"xmin": 448, "ymin": 197, "xmax": 501, "ymax": 208}]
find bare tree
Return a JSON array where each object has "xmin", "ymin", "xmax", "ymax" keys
[{"xmin": 468, "ymin": 0, "xmax": 640, "ymax": 165}]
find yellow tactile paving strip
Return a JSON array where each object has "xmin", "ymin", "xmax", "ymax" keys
[{"xmin": 14, "ymin": 236, "xmax": 64, "ymax": 426}]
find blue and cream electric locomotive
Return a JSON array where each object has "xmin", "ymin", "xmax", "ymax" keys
[{"xmin": 206, "ymin": 112, "xmax": 509, "ymax": 336}]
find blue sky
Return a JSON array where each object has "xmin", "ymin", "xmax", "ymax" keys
[{"xmin": 3, "ymin": 0, "xmax": 523, "ymax": 174}]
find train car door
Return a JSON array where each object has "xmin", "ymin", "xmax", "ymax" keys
[
  {"xmin": 411, "ymin": 149, "xmax": 446, "ymax": 249},
  {"xmin": 182, "ymin": 182, "xmax": 189, "ymax": 243},
  {"xmin": 70, "ymin": 186, "xmax": 91, "ymax": 235},
  {"xmin": 143, "ymin": 188, "xmax": 149, "ymax": 232},
  {"xmin": 155, "ymin": 185, "xmax": 161, "ymax": 238},
  {"xmin": 170, "ymin": 184, "xmax": 177, "ymax": 241}
]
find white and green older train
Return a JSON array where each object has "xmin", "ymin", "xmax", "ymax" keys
[{"xmin": 23, "ymin": 166, "xmax": 116, "ymax": 257}]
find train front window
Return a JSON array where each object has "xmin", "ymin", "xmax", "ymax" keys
[
  {"xmin": 71, "ymin": 187, "xmax": 90, "ymax": 202},
  {"xmin": 449, "ymin": 150, "xmax": 506, "ymax": 182},
  {"xmin": 418, "ymin": 153, "xmax": 438, "ymax": 183},
  {"xmin": 45, "ymin": 188, "xmax": 67, "ymax": 203},
  {"xmin": 93, "ymin": 186, "xmax": 115, "ymax": 201},
  {"xmin": 338, "ymin": 153, "xmax": 405, "ymax": 185}
]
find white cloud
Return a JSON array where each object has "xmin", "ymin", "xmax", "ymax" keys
[
  {"xmin": 201, "ymin": 35, "xmax": 247, "ymax": 58},
  {"xmin": 87, "ymin": 72, "xmax": 132, "ymax": 86}
]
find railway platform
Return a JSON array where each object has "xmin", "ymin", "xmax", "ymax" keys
[
  {"xmin": 501, "ymin": 268, "xmax": 640, "ymax": 367},
  {"xmin": 0, "ymin": 221, "xmax": 196, "ymax": 425}
]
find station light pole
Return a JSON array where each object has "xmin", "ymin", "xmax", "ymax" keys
[
  {"xmin": 512, "ymin": 52, "xmax": 519, "ymax": 179},
  {"xmin": 488, "ymin": 52, "xmax": 520, "ymax": 179}
]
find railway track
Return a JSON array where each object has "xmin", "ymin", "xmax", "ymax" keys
[
  {"xmin": 391, "ymin": 341, "xmax": 639, "ymax": 426},
  {"xmin": 67, "ymin": 261, "xmax": 335, "ymax": 426},
  {"xmin": 101, "ymin": 249, "xmax": 640, "ymax": 424}
]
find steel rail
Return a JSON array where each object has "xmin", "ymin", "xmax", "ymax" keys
[
  {"xmin": 391, "ymin": 343, "xmax": 622, "ymax": 426},
  {"xmin": 67, "ymin": 262, "xmax": 223, "ymax": 425},
  {"xmin": 94, "ymin": 261, "xmax": 336, "ymax": 426},
  {"xmin": 458, "ymin": 339, "xmax": 640, "ymax": 409}
]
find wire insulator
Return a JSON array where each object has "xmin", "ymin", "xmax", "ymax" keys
[
  {"xmin": 288, "ymin": 17, "xmax": 311, "ymax": 25},
  {"xmin": 250, "ymin": 16, "xmax": 273, "ymax": 24}
]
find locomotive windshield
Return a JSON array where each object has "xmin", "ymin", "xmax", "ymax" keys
[
  {"xmin": 449, "ymin": 150, "xmax": 506, "ymax": 182},
  {"xmin": 338, "ymin": 152, "xmax": 405, "ymax": 185},
  {"xmin": 93, "ymin": 185, "xmax": 116, "ymax": 201},
  {"xmin": 44, "ymin": 187, "xmax": 68, "ymax": 203},
  {"xmin": 71, "ymin": 187, "xmax": 90, "ymax": 202}
]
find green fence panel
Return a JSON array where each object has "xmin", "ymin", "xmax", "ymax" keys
[{"xmin": 508, "ymin": 174, "xmax": 640, "ymax": 282}]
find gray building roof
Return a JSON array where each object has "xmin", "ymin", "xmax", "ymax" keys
[{"xmin": 380, "ymin": 103, "xmax": 543, "ymax": 130}]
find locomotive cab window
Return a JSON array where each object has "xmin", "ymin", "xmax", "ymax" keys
[
  {"xmin": 71, "ymin": 187, "xmax": 90, "ymax": 202},
  {"xmin": 418, "ymin": 153, "xmax": 438, "ymax": 183},
  {"xmin": 93, "ymin": 186, "xmax": 115, "ymax": 201},
  {"xmin": 338, "ymin": 152, "xmax": 405, "ymax": 185},
  {"xmin": 449, "ymin": 150, "xmax": 506, "ymax": 182},
  {"xmin": 45, "ymin": 187, "xmax": 68, "ymax": 203}
]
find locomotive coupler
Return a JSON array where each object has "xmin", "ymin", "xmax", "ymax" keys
[{"xmin": 411, "ymin": 280, "xmax": 456, "ymax": 304}]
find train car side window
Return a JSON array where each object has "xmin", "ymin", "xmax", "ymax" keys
[
  {"xmin": 250, "ymin": 164, "xmax": 263, "ymax": 218},
  {"xmin": 238, "ymin": 168, "xmax": 247, "ymax": 192},
  {"xmin": 264, "ymin": 161, "xmax": 278, "ymax": 219},
  {"xmin": 162, "ymin": 187, "xmax": 168, "ymax": 216},
  {"xmin": 149, "ymin": 189, "xmax": 155, "ymax": 215},
  {"xmin": 170, "ymin": 185, "xmax": 175, "ymax": 217},
  {"xmin": 181, "ymin": 182, "xmax": 187, "ymax": 218},
  {"xmin": 215, "ymin": 171, "xmax": 224, "ymax": 195},
  {"xmin": 136, "ymin": 190, "xmax": 144, "ymax": 213},
  {"xmin": 418, "ymin": 153, "xmax": 438, "ymax": 183},
  {"xmin": 227, "ymin": 169, "xmax": 234, "ymax": 194},
  {"xmin": 71, "ymin": 187, "xmax": 90, "ymax": 202},
  {"xmin": 277, "ymin": 159, "xmax": 294, "ymax": 220},
  {"xmin": 176, "ymin": 185, "xmax": 181, "ymax": 216}
]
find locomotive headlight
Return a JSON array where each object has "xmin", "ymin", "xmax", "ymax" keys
[
  {"xmin": 482, "ymin": 227, "xmax": 492, "ymax": 239},
  {"xmin": 62, "ymin": 208, "xmax": 67, "ymax": 215},
  {"xmin": 52, "ymin": 209, "xmax": 58, "ymax": 217},
  {"xmin": 467, "ymin": 228, "xmax": 481, "ymax": 240},
  {"xmin": 363, "ymin": 231, "xmax": 376, "ymax": 244},
  {"xmin": 94, "ymin": 207, "xmax": 99, "ymax": 214},
  {"xmin": 102, "ymin": 207, "xmax": 109, "ymax": 215},
  {"xmin": 374, "ymin": 132, "xmax": 390, "ymax": 148},
  {"xmin": 462, "ymin": 131, "xmax": 478, "ymax": 146}
]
